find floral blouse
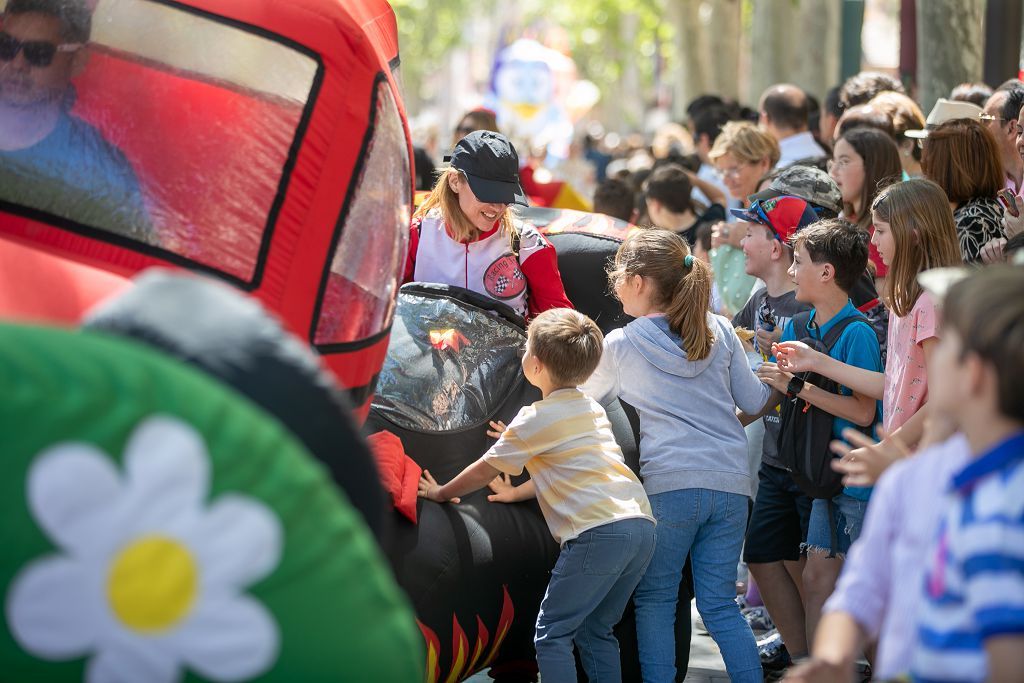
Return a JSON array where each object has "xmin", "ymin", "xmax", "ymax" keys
[{"xmin": 954, "ymin": 196, "xmax": 1004, "ymax": 263}]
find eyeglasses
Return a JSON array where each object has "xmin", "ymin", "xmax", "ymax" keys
[
  {"xmin": 718, "ymin": 163, "xmax": 752, "ymax": 179},
  {"xmin": 979, "ymin": 113, "xmax": 1008, "ymax": 123},
  {"xmin": 0, "ymin": 32, "xmax": 82, "ymax": 68},
  {"xmin": 826, "ymin": 157, "xmax": 859, "ymax": 172}
]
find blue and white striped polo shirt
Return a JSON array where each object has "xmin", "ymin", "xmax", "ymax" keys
[{"xmin": 911, "ymin": 431, "xmax": 1024, "ymax": 682}]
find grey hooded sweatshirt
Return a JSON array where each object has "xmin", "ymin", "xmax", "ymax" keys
[{"xmin": 581, "ymin": 312, "xmax": 773, "ymax": 498}]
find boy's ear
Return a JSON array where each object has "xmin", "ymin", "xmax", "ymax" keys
[
  {"xmin": 964, "ymin": 352, "xmax": 994, "ymax": 403},
  {"xmin": 820, "ymin": 262, "xmax": 836, "ymax": 284}
]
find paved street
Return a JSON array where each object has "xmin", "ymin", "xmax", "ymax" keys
[{"xmin": 466, "ymin": 601, "xmax": 728, "ymax": 682}]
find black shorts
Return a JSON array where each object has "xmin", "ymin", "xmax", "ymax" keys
[{"xmin": 743, "ymin": 463, "xmax": 813, "ymax": 564}]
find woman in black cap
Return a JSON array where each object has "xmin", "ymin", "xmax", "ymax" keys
[{"xmin": 405, "ymin": 130, "xmax": 572, "ymax": 319}]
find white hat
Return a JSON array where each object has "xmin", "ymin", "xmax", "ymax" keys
[
  {"xmin": 917, "ymin": 267, "xmax": 972, "ymax": 303},
  {"xmin": 904, "ymin": 98, "xmax": 984, "ymax": 139}
]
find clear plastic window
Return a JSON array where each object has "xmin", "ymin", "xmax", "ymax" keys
[
  {"xmin": 0, "ymin": 0, "xmax": 317, "ymax": 282},
  {"xmin": 313, "ymin": 78, "xmax": 410, "ymax": 346}
]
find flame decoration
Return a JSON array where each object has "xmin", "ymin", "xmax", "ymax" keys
[{"xmin": 418, "ymin": 585, "xmax": 515, "ymax": 683}]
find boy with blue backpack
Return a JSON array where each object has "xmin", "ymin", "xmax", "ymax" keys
[{"xmin": 755, "ymin": 219, "xmax": 882, "ymax": 650}]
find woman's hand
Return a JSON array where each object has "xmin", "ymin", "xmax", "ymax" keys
[
  {"xmin": 756, "ymin": 361, "xmax": 792, "ymax": 392},
  {"xmin": 486, "ymin": 420, "xmax": 507, "ymax": 439},
  {"xmin": 487, "ymin": 473, "xmax": 518, "ymax": 503},
  {"xmin": 1003, "ymin": 195, "xmax": 1024, "ymax": 239},
  {"xmin": 980, "ymin": 237, "xmax": 1007, "ymax": 265},
  {"xmin": 773, "ymin": 340, "xmax": 823, "ymax": 374},
  {"xmin": 829, "ymin": 428, "xmax": 910, "ymax": 487},
  {"xmin": 417, "ymin": 469, "xmax": 460, "ymax": 504}
]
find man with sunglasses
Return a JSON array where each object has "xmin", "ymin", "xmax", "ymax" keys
[{"xmin": 0, "ymin": 0, "xmax": 150, "ymax": 242}]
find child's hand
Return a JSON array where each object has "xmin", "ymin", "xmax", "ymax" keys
[
  {"xmin": 487, "ymin": 473, "xmax": 517, "ymax": 503},
  {"xmin": 417, "ymin": 469, "xmax": 460, "ymax": 504},
  {"xmin": 755, "ymin": 326, "xmax": 781, "ymax": 353},
  {"xmin": 773, "ymin": 340, "xmax": 820, "ymax": 373},
  {"xmin": 756, "ymin": 361, "xmax": 792, "ymax": 392},
  {"xmin": 829, "ymin": 427, "xmax": 909, "ymax": 487},
  {"xmin": 783, "ymin": 658, "xmax": 848, "ymax": 682},
  {"xmin": 486, "ymin": 420, "xmax": 507, "ymax": 439}
]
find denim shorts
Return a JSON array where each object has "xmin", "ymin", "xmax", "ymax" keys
[
  {"xmin": 744, "ymin": 463, "xmax": 813, "ymax": 564},
  {"xmin": 804, "ymin": 492, "xmax": 866, "ymax": 557}
]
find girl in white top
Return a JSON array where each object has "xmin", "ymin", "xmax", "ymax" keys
[{"xmin": 404, "ymin": 130, "xmax": 571, "ymax": 319}]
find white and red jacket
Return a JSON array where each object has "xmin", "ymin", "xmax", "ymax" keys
[{"xmin": 403, "ymin": 210, "xmax": 572, "ymax": 319}]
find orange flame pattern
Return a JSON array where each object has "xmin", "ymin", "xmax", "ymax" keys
[{"xmin": 418, "ymin": 584, "xmax": 516, "ymax": 683}]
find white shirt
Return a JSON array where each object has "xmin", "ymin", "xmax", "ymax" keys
[{"xmin": 777, "ymin": 131, "xmax": 826, "ymax": 168}]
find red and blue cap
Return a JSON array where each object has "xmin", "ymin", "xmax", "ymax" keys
[{"xmin": 729, "ymin": 195, "xmax": 821, "ymax": 244}]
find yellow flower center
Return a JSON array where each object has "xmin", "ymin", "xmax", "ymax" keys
[{"xmin": 107, "ymin": 535, "xmax": 198, "ymax": 633}]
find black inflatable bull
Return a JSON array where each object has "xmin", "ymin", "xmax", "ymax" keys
[{"xmin": 376, "ymin": 208, "xmax": 694, "ymax": 683}]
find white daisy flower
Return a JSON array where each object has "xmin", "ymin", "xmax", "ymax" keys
[{"xmin": 6, "ymin": 415, "xmax": 284, "ymax": 683}]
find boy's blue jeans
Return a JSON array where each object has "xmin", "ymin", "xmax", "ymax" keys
[
  {"xmin": 534, "ymin": 516, "xmax": 656, "ymax": 683},
  {"xmin": 635, "ymin": 488, "xmax": 762, "ymax": 683}
]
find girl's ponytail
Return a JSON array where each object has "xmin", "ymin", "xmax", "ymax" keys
[
  {"xmin": 665, "ymin": 253, "xmax": 714, "ymax": 361},
  {"xmin": 610, "ymin": 230, "xmax": 715, "ymax": 361}
]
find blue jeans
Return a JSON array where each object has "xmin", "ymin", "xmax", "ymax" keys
[
  {"xmin": 805, "ymin": 492, "xmax": 867, "ymax": 557},
  {"xmin": 635, "ymin": 488, "xmax": 761, "ymax": 683},
  {"xmin": 534, "ymin": 517, "xmax": 656, "ymax": 683}
]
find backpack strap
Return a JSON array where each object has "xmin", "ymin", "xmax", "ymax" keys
[
  {"xmin": 816, "ymin": 312, "xmax": 871, "ymax": 353},
  {"xmin": 791, "ymin": 310, "xmax": 812, "ymax": 342}
]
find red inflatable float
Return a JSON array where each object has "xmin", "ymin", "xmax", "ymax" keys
[{"xmin": 0, "ymin": 0, "xmax": 412, "ymax": 418}]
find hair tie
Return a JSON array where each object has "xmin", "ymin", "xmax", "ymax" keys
[{"xmin": 684, "ymin": 254, "xmax": 694, "ymax": 268}]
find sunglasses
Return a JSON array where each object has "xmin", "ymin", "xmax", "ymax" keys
[{"xmin": 0, "ymin": 32, "xmax": 82, "ymax": 68}]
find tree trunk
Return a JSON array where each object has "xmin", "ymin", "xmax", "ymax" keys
[
  {"xmin": 916, "ymin": 0, "xmax": 985, "ymax": 113},
  {"xmin": 705, "ymin": 0, "xmax": 742, "ymax": 102},
  {"xmin": 794, "ymin": 0, "xmax": 841, "ymax": 100},
  {"xmin": 621, "ymin": 12, "xmax": 645, "ymax": 130},
  {"xmin": 747, "ymin": 0, "xmax": 797, "ymax": 105},
  {"xmin": 667, "ymin": 0, "xmax": 709, "ymax": 119}
]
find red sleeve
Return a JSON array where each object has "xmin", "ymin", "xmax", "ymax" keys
[
  {"xmin": 520, "ymin": 239, "xmax": 573, "ymax": 319},
  {"xmin": 402, "ymin": 219, "xmax": 420, "ymax": 284}
]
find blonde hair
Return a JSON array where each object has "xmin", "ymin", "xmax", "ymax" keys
[
  {"xmin": 608, "ymin": 229, "xmax": 714, "ymax": 360},
  {"xmin": 870, "ymin": 179, "xmax": 962, "ymax": 317},
  {"xmin": 708, "ymin": 121, "xmax": 781, "ymax": 167},
  {"xmin": 527, "ymin": 308, "xmax": 604, "ymax": 386},
  {"xmin": 413, "ymin": 167, "xmax": 515, "ymax": 243}
]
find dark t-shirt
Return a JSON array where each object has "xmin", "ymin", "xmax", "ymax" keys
[
  {"xmin": 677, "ymin": 203, "xmax": 726, "ymax": 246},
  {"xmin": 0, "ymin": 110, "xmax": 152, "ymax": 242},
  {"xmin": 733, "ymin": 287, "xmax": 811, "ymax": 469}
]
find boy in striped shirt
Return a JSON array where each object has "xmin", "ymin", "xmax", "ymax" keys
[
  {"xmin": 911, "ymin": 266, "xmax": 1024, "ymax": 683},
  {"xmin": 419, "ymin": 308, "xmax": 656, "ymax": 683}
]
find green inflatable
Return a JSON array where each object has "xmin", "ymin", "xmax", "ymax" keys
[{"xmin": 0, "ymin": 324, "xmax": 423, "ymax": 682}]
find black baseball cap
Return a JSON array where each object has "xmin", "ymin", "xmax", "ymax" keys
[{"xmin": 447, "ymin": 130, "xmax": 528, "ymax": 206}]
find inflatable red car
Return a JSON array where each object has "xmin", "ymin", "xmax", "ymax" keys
[{"xmin": 0, "ymin": 0, "xmax": 412, "ymax": 418}]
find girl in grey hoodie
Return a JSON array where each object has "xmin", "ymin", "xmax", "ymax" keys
[{"xmin": 582, "ymin": 229, "xmax": 772, "ymax": 683}]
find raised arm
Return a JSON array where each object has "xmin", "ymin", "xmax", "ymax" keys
[{"xmin": 773, "ymin": 340, "xmax": 884, "ymax": 400}]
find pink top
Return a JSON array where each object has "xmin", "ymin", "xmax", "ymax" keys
[{"xmin": 883, "ymin": 291, "xmax": 938, "ymax": 433}]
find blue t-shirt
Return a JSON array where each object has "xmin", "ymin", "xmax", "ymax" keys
[
  {"xmin": 0, "ymin": 108, "xmax": 152, "ymax": 242},
  {"xmin": 780, "ymin": 299, "xmax": 883, "ymax": 500},
  {"xmin": 912, "ymin": 431, "xmax": 1024, "ymax": 683}
]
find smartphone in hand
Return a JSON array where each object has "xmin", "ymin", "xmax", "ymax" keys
[{"xmin": 998, "ymin": 188, "xmax": 1021, "ymax": 217}]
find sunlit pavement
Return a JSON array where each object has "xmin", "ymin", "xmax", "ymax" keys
[{"xmin": 464, "ymin": 601, "xmax": 728, "ymax": 682}]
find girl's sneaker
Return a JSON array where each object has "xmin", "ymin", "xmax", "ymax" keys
[{"xmin": 742, "ymin": 605, "xmax": 775, "ymax": 632}]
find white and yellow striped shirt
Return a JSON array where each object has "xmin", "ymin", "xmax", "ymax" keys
[{"xmin": 483, "ymin": 388, "xmax": 654, "ymax": 545}]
